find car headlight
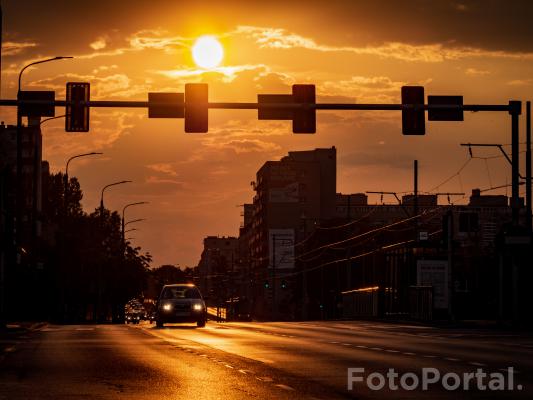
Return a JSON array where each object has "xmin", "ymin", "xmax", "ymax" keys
[
  {"xmin": 162, "ymin": 303, "xmax": 172, "ymax": 311},
  {"xmin": 192, "ymin": 303, "xmax": 203, "ymax": 311}
]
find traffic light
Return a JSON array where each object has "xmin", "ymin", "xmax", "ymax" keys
[
  {"xmin": 19, "ymin": 91, "xmax": 55, "ymax": 117},
  {"xmin": 148, "ymin": 92, "xmax": 184, "ymax": 118},
  {"xmin": 258, "ymin": 84, "xmax": 316, "ymax": 133},
  {"xmin": 428, "ymin": 95, "xmax": 463, "ymax": 121},
  {"xmin": 185, "ymin": 83, "xmax": 208, "ymax": 133},
  {"xmin": 401, "ymin": 86, "xmax": 425, "ymax": 135},
  {"xmin": 292, "ymin": 84, "xmax": 316, "ymax": 133},
  {"xmin": 66, "ymin": 82, "xmax": 90, "ymax": 132},
  {"xmin": 281, "ymin": 280, "xmax": 287, "ymax": 289},
  {"xmin": 264, "ymin": 280, "xmax": 270, "ymax": 289}
]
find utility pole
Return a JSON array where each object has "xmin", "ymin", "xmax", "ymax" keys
[
  {"xmin": 414, "ymin": 160, "xmax": 419, "ymax": 219},
  {"xmin": 510, "ymin": 101, "xmax": 522, "ymax": 226},
  {"xmin": 526, "ymin": 101, "xmax": 532, "ymax": 232},
  {"xmin": 271, "ymin": 234, "xmax": 276, "ymax": 321}
]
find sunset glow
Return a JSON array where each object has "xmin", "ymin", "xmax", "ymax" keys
[{"xmin": 192, "ymin": 35, "xmax": 224, "ymax": 69}]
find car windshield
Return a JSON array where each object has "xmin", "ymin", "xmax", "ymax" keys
[{"xmin": 162, "ymin": 286, "xmax": 201, "ymax": 299}]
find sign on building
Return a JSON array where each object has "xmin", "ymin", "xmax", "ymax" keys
[
  {"xmin": 269, "ymin": 182, "xmax": 299, "ymax": 203},
  {"xmin": 269, "ymin": 229, "xmax": 295, "ymax": 269},
  {"xmin": 416, "ymin": 260, "xmax": 449, "ymax": 309}
]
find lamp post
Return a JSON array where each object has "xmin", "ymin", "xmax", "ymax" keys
[
  {"xmin": 15, "ymin": 56, "xmax": 73, "ymax": 258},
  {"xmin": 64, "ymin": 152, "xmax": 102, "ymax": 216},
  {"xmin": 121, "ymin": 202, "xmax": 148, "ymax": 243},
  {"xmin": 100, "ymin": 180, "xmax": 131, "ymax": 217}
]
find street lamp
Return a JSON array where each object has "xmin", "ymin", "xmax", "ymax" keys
[
  {"xmin": 64, "ymin": 152, "xmax": 103, "ymax": 215},
  {"xmin": 121, "ymin": 201, "xmax": 149, "ymax": 242},
  {"xmin": 99, "ymin": 180, "xmax": 132, "ymax": 216},
  {"xmin": 124, "ymin": 218, "xmax": 146, "ymax": 227},
  {"xmin": 15, "ymin": 56, "xmax": 73, "ymax": 254}
]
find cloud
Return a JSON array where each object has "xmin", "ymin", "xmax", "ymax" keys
[
  {"xmin": 146, "ymin": 163, "xmax": 178, "ymax": 176},
  {"xmin": 507, "ymin": 79, "xmax": 533, "ymax": 86},
  {"xmin": 90, "ymin": 37, "xmax": 107, "ymax": 50},
  {"xmin": 321, "ymin": 76, "xmax": 406, "ymax": 103},
  {"xmin": 2, "ymin": 41, "xmax": 38, "ymax": 56},
  {"xmin": 128, "ymin": 29, "xmax": 189, "ymax": 52},
  {"xmin": 235, "ymin": 25, "xmax": 533, "ymax": 63},
  {"xmin": 203, "ymin": 138, "xmax": 281, "ymax": 154},
  {"xmin": 465, "ymin": 68, "xmax": 490, "ymax": 76}
]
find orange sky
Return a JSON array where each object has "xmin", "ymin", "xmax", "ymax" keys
[{"xmin": 1, "ymin": 0, "xmax": 533, "ymax": 267}]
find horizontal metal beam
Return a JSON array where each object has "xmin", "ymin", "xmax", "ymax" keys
[{"xmin": 0, "ymin": 99, "xmax": 513, "ymax": 112}]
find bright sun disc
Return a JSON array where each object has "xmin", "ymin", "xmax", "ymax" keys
[{"xmin": 192, "ymin": 36, "xmax": 224, "ymax": 69}]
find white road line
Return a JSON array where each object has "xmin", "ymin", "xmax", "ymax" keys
[
  {"xmin": 385, "ymin": 349, "xmax": 399, "ymax": 353},
  {"xmin": 4, "ymin": 346, "xmax": 16, "ymax": 353},
  {"xmin": 342, "ymin": 343, "xmax": 351, "ymax": 346},
  {"xmin": 423, "ymin": 355, "xmax": 437, "ymax": 358},
  {"xmin": 370, "ymin": 347, "xmax": 383, "ymax": 351},
  {"xmin": 445, "ymin": 357, "xmax": 460, "ymax": 362},
  {"xmin": 356, "ymin": 345, "xmax": 367, "ymax": 349},
  {"xmin": 238, "ymin": 369, "xmax": 248, "ymax": 374},
  {"xmin": 225, "ymin": 364, "xmax": 234, "ymax": 369},
  {"xmin": 275, "ymin": 384, "xmax": 295, "ymax": 391},
  {"xmin": 403, "ymin": 352, "xmax": 416, "ymax": 356},
  {"xmin": 469, "ymin": 362, "xmax": 486, "ymax": 367}
]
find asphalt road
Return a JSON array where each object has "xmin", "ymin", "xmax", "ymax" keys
[{"xmin": 1, "ymin": 321, "xmax": 532, "ymax": 399}]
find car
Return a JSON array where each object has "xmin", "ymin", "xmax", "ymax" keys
[
  {"xmin": 155, "ymin": 284, "xmax": 207, "ymax": 328},
  {"xmin": 125, "ymin": 312, "xmax": 141, "ymax": 324}
]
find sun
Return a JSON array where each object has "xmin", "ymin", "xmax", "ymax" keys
[{"xmin": 192, "ymin": 36, "xmax": 224, "ymax": 69}]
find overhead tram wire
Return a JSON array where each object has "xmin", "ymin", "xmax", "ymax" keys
[
  {"xmin": 273, "ymin": 229, "xmax": 444, "ymax": 281},
  {"xmin": 293, "ymin": 207, "xmax": 379, "ymax": 250},
  {"xmin": 295, "ymin": 207, "xmax": 443, "ymax": 260}
]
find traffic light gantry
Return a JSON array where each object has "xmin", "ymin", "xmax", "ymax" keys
[{"xmin": 2, "ymin": 82, "xmax": 509, "ymax": 136}]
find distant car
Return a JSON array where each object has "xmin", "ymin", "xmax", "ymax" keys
[
  {"xmin": 125, "ymin": 312, "xmax": 141, "ymax": 324},
  {"xmin": 156, "ymin": 284, "xmax": 207, "ymax": 328}
]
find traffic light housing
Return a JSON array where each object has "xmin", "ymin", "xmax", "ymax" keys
[
  {"xmin": 281, "ymin": 280, "xmax": 287, "ymax": 289},
  {"xmin": 66, "ymin": 82, "xmax": 90, "ymax": 132},
  {"xmin": 258, "ymin": 84, "xmax": 316, "ymax": 133},
  {"xmin": 401, "ymin": 86, "xmax": 425, "ymax": 135},
  {"xmin": 185, "ymin": 83, "xmax": 208, "ymax": 133},
  {"xmin": 19, "ymin": 91, "xmax": 55, "ymax": 117},
  {"xmin": 148, "ymin": 92, "xmax": 184, "ymax": 118},
  {"xmin": 264, "ymin": 280, "xmax": 270, "ymax": 289}
]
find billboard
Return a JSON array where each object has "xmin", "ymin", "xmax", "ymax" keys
[
  {"xmin": 269, "ymin": 229, "xmax": 295, "ymax": 269},
  {"xmin": 269, "ymin": 182, "xmax": 299, "ymax": 203},
  {"xmin": 416, "ymin": 260, "xmax": 449, "ymax": 309}
]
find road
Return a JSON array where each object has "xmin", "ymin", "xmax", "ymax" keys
[{"xmin": 0, "ymin": 320, "xmax": 531, "ymax": 399}]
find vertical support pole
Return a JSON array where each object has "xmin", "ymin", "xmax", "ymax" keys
[
  {"xmin": 271, "ymin": 234, "xmax": 276, "ymax": 321},
  {"xmin": 447, "ymin": 210, "xmax": 454, "ymax": 321},
  {"xmin": 509, "ymin": 101, "xmax": 522, "ymax": 226},
  {"xmin": 526, "ymin": 101, "xmax": 532, "ymax": 232},
  {"xmin": 414, "ymin": 160, "xmax": 418, "ymax": 217}
]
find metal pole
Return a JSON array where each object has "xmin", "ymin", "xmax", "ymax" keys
[
  {"xmin": 414, "ymin": 160, "xmax": 418, "ymax": 218},
  {"xmin": 272, "ymin": 234, "xmax": 276, "ymax": 321},
  {"xmin": 447, "ymin": 210, "xmax": 454, "ymax": 321},
  {"xmin": 510, "ymin": 101, "xmax": 522, "ymax": 226},
  {"xmin": 526, "ymin": 101, "xmax": 531, "ymax": 232}
]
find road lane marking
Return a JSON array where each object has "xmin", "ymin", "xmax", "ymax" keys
[
  {"xmin": 469, "ymin": 362, "xmax": 486, "ymax": 367},
  {"xmin": 256, "ymin": 376, "xmax": 273, "ymax": 382},
  {"xmin": 370, "ymin": 347, "xmax": 383, "ymax": 351},
  {"xmin": 4, "ymin": 346, "xmax": 16, "ymax": 353},
  {"xmin": 356, "ymin": 345, "xmax": 367, "ymax": 349},
  {"xmin": 444, "ymin": 357, "xmax": 460, "ymax": 362},
  {"xmin": 225, "ymin": 364, "xmax": 234, "ymax": 369},
  {"xmin": 342, "ymin": 343, "xmax": 351, "ymax": 346},
  {"xmin": 385, "ymin": 349, "xmax": 399, "ymax": 353},
  {"xmin": 423, "ymin": 355, "xmax": 437, "ymax": 358},
  {"xmin": 275, "ymin": 384, "xmax": 295, "ymax": 391}
]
